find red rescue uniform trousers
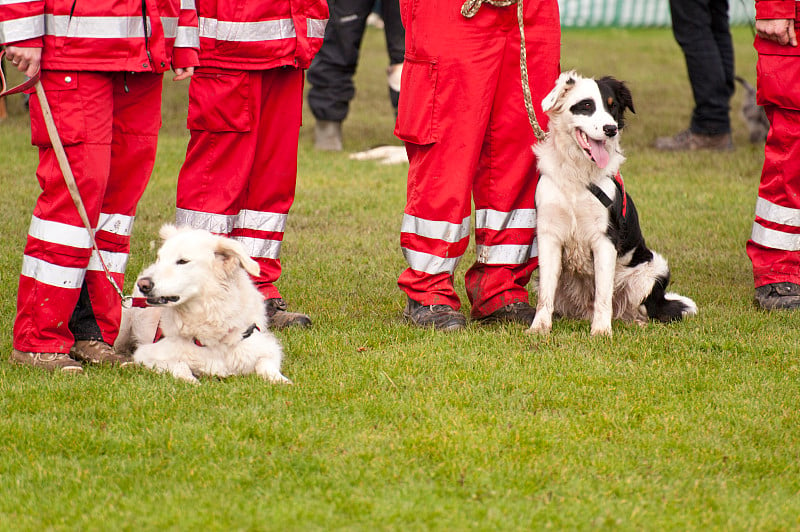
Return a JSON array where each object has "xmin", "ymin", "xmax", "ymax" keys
[
  {"xmin": 747, "ymin": 54, "xmax": 800, "ymax": 287},
  {"xmin": 176, "ymin": 67, "xmax": 304, "ymax": 300},
  {"xmin": 395, "ymin": 0, "xmax": 561, "ymax": 318},
  {"xmin": 14, "ymin": 71, "xmax": 162, "ymax": 353}
]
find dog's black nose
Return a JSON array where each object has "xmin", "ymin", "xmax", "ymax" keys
[
  {"xmin": 603, "ymin": 124, "xmax": 618, "ymax": 137},
  {"xmin": 137, "ymin": 277, "xmax": 154, "ymax": 294}
]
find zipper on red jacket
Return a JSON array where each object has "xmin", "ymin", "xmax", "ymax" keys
[{"xmin": 141, "ymin": 0, "xmax": 153, "ymax": 70}]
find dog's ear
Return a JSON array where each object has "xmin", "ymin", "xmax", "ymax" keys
[
  {"xmin": 598, "ymin": 76, "xmax": 635, "ymax": 116},
  {"xmin": 542, "ymin": 71, "xmax": 578, "ymax": 113},
  {"xmin": 214, "ymin": 236, "xmax": 261, "ymax": 277},
  {"xmin": 159, "ymin": 224, "xmax": 179, "ymax": 240}
]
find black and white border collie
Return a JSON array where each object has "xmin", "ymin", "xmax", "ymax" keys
[{"xmin": 528, "ymin": 71, "xmax": 697, "ymax": 337}]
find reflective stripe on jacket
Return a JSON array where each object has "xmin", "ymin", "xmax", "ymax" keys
[
  {"xmin": 195, "ymin": 0, "xmax": 328, "ymax": 70},
  {"xmin": 0, "ymin": 0, "xmax": 199, "ymax": 72}
]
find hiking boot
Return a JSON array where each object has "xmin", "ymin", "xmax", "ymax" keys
[
  {"xmin": 403, "ymin": 298, "xmax": 466, "ymax": 331},
  {"xmin": 653, "ymin": 129, "xmax": 733, "ymax": 151},
  {"xmin": 70, "ymin": 339, "xmax": 132, "ymax": 366},
  {"xmin": 754, "ymin": 282, "xmax": 800, "ymax": 310},
  {"xmin": 10, "ymin": 349, "xmax": 83, "ymax": 373},
  {"xmin": 265, "ymin": 298, "xmax": 312, "ymax": 329},
  {"xmin": 475, "ymin": 301, "xmax": 537, "ymax": 325},
  {"xmin": 314, "ymin": 120, "xmax": 343, "ymax": 151}
]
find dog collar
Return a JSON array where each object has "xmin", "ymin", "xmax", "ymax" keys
[
  {"xmin": 588, "ymin": 171, "xmax": 627, "ymax": 218},
  {"xmin": 193, "ymin": 323, "xmax": 260, "ymax": 347}
]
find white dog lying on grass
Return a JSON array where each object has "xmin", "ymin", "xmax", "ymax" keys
[{"xmin": 115, "ymin": 224, "xmax": 290, "ymax": 384}]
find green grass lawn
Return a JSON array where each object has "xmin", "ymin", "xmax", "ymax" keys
[{"xmin": 1, "ymin": 26, "xmax": 798, "ymax": 530}]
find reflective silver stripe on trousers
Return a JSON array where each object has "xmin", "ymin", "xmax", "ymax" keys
[
  {"xmin": 475, "ymin": 243, "xmax": 536, "ymax": 265},
  {"xmin": 751, "ymin": 223, "xmax": 800, "ymax": 252},
  {"xmin": 475, "ymin": 208, "xmax": 536, "ymax": 231},
  {"xmin": 400, "ymin": 213, "xmax": 471, "ymax": 243},
  {"xmin": 235, "ymin": 236, "xmax": 281, "ymax": 260},
  {"xmin": 21, "ymin": 255, "xmax": 86, "ymax": 289},
  {"xmin": 199, "ymin": 17, "xmax": 295, "ymax": 42},
  {"xmin": 29, "ymin": 216, "xmax": 92, "ymax": 249},
  {"xmin": 98, "ymin": 213, "xmax": 135, "ymax": 237},
  {"xmin": 175, "ymin": 208, "xmax": 287, "ymax": 234},
  {"xmin": 402, "ymin": 247, "xmax": 462, "ymax": 275},
  {"xmin": 755, "ymin": 196, "xmax": 800, "ymax": 228},
  {"xmin": 88, "ymin": 250, "xmax": 129, "ymax": 274}
]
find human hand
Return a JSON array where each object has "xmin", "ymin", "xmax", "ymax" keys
[
  {"xmin": 4, "ymin": 46, "xmax": 42, "ymax": 78},
  {"xmin": 756, "ymin": 18, "xmax": 798, "ymax": 47},
  {"xmin": 173, "ymin": 66, "xmax": 194, "ymax": 81}
]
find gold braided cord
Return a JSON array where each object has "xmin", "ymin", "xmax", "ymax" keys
[
  {"xmin": 460, "ymin": 0, "xmax": 546, "ymax": 142},
  {"xmin": 461, "ymin": 0, "xmax": 517, "ymax": 18}
]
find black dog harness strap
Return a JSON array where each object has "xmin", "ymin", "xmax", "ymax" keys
[{"xmin": 589, "ymin": 172, "xmax": 627, "ymax": 217}]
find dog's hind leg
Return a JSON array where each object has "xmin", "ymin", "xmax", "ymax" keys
[{"xmin": 255, "ymin": 358, "xmax": 292, "ymax": 384}]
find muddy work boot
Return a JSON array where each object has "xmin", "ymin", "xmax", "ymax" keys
[
  {"xmin": 403, "ymin": 298, "xmax": 466, "ymax": 331},
  {"xmin": 70, "ymin": 339, "xmax": 132, "ymax": 366},
  {"xmin": 475, "ymin": 301, "xmax": 537, "ymax": 326},
  {"xmin": 265, "ymin": 298, "xmax": 312, "ymax": 329},
  {"xmin": 314, "ymin": 120, "xmax": 343, "ymax": 151},
  {"xmin": 10, "ymin": 349, "xmax": 83, "ymax": 373},
  {"xmin": 654, "ymin": 129, "xmax": 733, "ymax": 151},
  {"xmin": 754, "ymin": 282, "xmax": 800, "ymax": 310}
]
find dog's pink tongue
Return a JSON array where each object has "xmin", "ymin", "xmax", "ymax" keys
[{"xmin": 589, "ymin": 138, "xmax": 610, "ymax": 169}]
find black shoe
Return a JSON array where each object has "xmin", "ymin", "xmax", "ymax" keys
[
  {"xmin": 403, "ymin": 298, "xmax": 466, "ymax": 331},
  {"xmin": 475, "ymin": 301, "xmax": 537, "ymax": 325},
  {"xmin": 265, "ymin": 298, "xmax": 312, "ymax": 329},
  {"xmin": 755, "ymin": 282, "xmax": 800, "ymax": 310}
]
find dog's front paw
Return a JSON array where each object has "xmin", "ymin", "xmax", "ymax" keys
[
  {"xmin": 526, "ymin": 315, "xmax": 552, "ymax": 335},
  {"xmin": 590, "ymin": 324, "xmax": 613, "ymax": 337},
  {"xmin": 263, "ymin": 373, "xmax": 292, "ymax": 385}
]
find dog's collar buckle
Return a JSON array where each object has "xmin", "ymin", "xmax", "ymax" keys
[
  {"xmin": 241, "ymin": 323, "xmax": 260, "ymax": 339},
  {"xmin": 193, "ymin": 323, "xmax": 260, "ymax": 347}
]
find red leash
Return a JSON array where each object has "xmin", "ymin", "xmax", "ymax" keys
[{"xmin": 0, "ymin": 50, "xmax": 40, "ymax": 97}]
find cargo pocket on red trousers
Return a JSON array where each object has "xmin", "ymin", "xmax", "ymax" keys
[
  {"xmin": 394, "ymin": 55, "xmax": 439, "ymax": 145},
  {"xmin": 757, "ymin": 54, "xmax": 800, "ymax": 111},
  {"xmin": 187, "ymin": 70, "xmax": 251, "ymax": 132},
  {"xmin": 30, "ymin": 71, "xmax": 85, "ymax": 147}
]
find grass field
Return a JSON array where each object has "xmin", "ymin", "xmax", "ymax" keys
[{"xmin": 1, "ymin": 26, "xmax": 798, "ymax": 530}]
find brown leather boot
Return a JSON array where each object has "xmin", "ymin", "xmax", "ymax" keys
[
  {"xmin": 403, "ymin": 298, "xmax": 466, "ymax": 331},
  {"xmin": 10, "ymin": 349, "xmax": 83, "ymax": 373},
  {"xmin": 475, "ymin": 301, "xmax": 537, "ymax": 326},
  {"xmin": 654, "ymin": 129, "xmax": 733, "ymax": 151},
  {"xmin": 265, "ymin": 298, "xmax": 312, "ymax": 329},
  {"xmin": 70, "ymin": 339, "xmax": 133, "ymax": 366},
  {"xmin": 754, "ymin": 282, "xmax": 800, "ymax": 310}
]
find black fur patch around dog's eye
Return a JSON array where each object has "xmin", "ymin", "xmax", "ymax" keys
[
  {"xmin": 571, "ymin": 98, "xmax": 596, "ymax": 116},
  {"xmin": 596, "ymin": 76, "xmax": 635, "ymax": 129}
]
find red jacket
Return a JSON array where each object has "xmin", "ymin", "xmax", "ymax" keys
[
  {"xmin": 755, "ymin": 0, "xmax": 800, "ymax": 56},
  {"xmin": 195, "ymin": 0, "xmax": 329, "ymax": 70},
  {"xmin": 0, "ymin": 0, "xmax": 199, "ymax": 72}
]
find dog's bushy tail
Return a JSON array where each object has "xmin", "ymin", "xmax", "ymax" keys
[{"xmin": 643, "ymin": 274, "xmax": 698, "ymax": 322}]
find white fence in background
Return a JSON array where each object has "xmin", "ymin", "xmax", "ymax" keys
[{"xmin": 559, "ymin": 0, "xmax": 756, "ymax": 27}]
